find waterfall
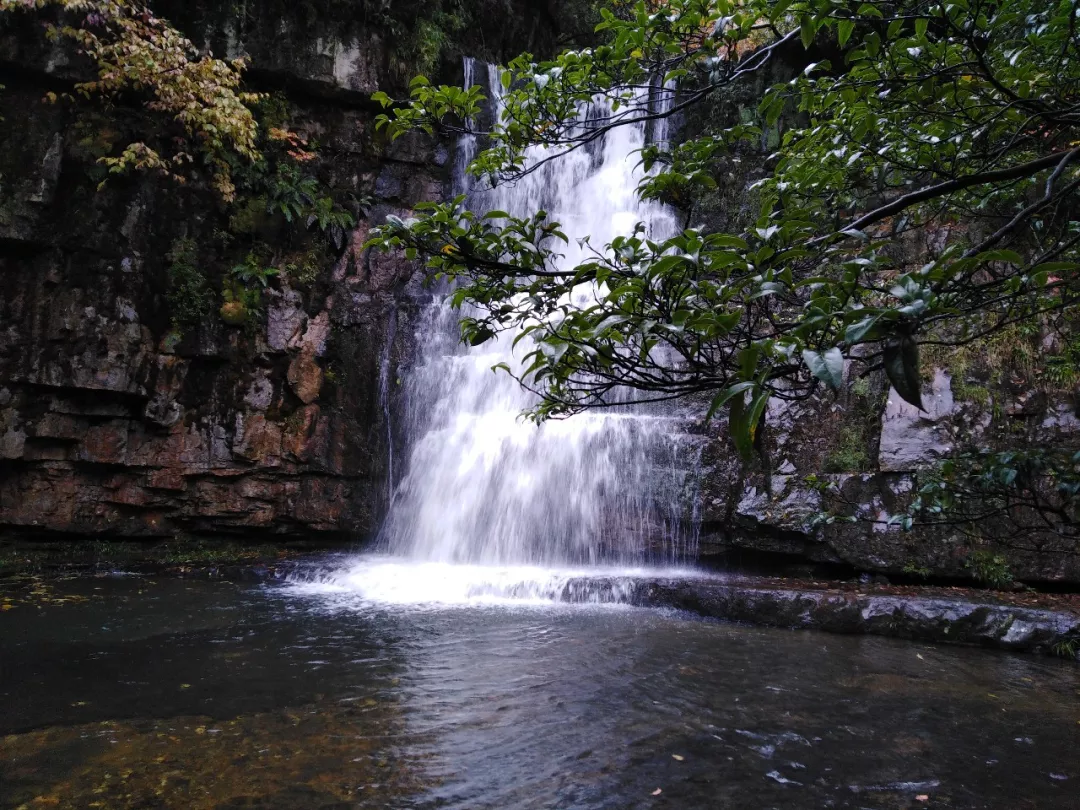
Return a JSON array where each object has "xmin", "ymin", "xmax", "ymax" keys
[
  {"xmin": 377, "ymin": 306, "xmax": 398, "ymax": 502},
  {"xmin": 291, "ymin": 61, "xmax": 699, "ymax": 604},
  {"xmin": 376, "ymin": 61, "xmax": 696, "ymax": 567}
]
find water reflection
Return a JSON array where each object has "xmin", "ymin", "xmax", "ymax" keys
[{"xmin": 1, "ymin": 576, "xmax": 1077, "ymax": 809}]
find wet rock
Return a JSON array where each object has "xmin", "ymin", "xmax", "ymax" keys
[
  {"xmin": 144, "ymin": 394, "xmax": 183, "ymax": 428},
  {"xmin": 267, "ymin": 290, "xmax": 308, "ymax": 353},
  {"xmin": 243, "ymin": 373, "xmax": 275, "ymax": 412},
  {"xmin": 735, "ymin": 476, "xmax": 822, "ymax": 534},
  {"xmin": 233, "ymin": 414, "xmax": 283, "ymax": 465},
  {"xmin": 27, "ymin": 132, "xmax": 62, "ymax": 205},
  {"xmin": 599, "ymin": 578, "xmax": 1080, "ymax": 657},
  {"xmin": 293, "ymin": 310, "xmax": 330, "ymax": 356},
  {"xmin": 879, "ymin": 368, "xmax": 956, "ymax": 472},
  {"xmin": 0, "ymin": 0, "xmax": 563, "ymax": 544},
  {"xmin": 287, "ymin": 348, "xmax": 323, "ymax": 405}
]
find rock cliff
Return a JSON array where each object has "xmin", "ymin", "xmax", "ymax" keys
[{"xmin": 0, "ymin": 0, "xmax": 574, "ymax": 542}]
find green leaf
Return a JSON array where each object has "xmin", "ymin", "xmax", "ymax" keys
[
  {"xmin": 802, "ymin": 347, "xmax": 844, "ymax": 390},
  {"xmin": 883, "ymin": 336, "xmax": 923, "ymax": 410},
  {"xmin": 738, "ymin": 345, "xmax": 761, "ymax": 379},
  {"xmin": 747, "ymin": 389, "xmax": 771, "ymax": 445},
  {"xmin": 729, "ymin": 389, "xmax": 751, "ymax": 459},
  {"xmin": 706, "ymin": 381, "xmax": 755, "ymax": 423},
  {"xmin": 1029, "ymin": 261, "xmax": 1080, "ymax": 274},
  {"xmin": 975, "ymin": 249, "xmax": 1024, "ymax": 266},
  {"xmin": 844, "ymin": 315, "xmax": 880, "ymax": 344},
  {"xmin": 467, "ymin": 325, "xmax": 496, "ymax": 346},
  {"xmin": 838, "ymin": 19, "xmax": 855, "ymax": 47},
  {"xmin": 730, "ymin": 387, "xmax": 770, "ymax": 461}
]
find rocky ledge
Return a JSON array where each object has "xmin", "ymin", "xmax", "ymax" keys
[{"xmin": 558, "ymin": 576, "xmax": 1080, "ymax": 659}]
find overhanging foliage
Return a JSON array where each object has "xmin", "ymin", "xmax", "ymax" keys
[{"xmin": 367, "ymin": 0, "xmax": 1080, "ymax": 468}]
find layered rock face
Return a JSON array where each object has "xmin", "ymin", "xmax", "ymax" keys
[
  {"xmin": 0, "ymin": 97, "xmax": 428, "ymax": 541},
  {"xmin": 0, "ymin": 0, "xmax": 569, "ymax": 541},
  {"xmin": 697, "ymin": 370, "xmax": 1080, "ymax": 584}
]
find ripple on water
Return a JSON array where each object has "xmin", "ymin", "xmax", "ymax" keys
[{"xmin": 2, "ymin": 575, "xmax": 1078, "ymax": 810}]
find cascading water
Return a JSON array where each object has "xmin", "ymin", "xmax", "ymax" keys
[{"xmin": 292, "ymin": 60, "xmax": 703, "ymax": 605}]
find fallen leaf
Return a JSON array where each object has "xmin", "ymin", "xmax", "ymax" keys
[
  {"xmin": 916, "ymin": 795, "xmax": 929, "ymax": 802},
  {"xmin": 672, "ymin": 754, "xmax": 684, "ymax": 761},
  {"xmin": 651, "ymin": 788, "xmax": 662, "ymax": 795}
]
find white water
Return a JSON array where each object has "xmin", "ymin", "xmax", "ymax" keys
[{"xmin": 292, "ymin": 61, "xmax": 700, "ymax": 606}]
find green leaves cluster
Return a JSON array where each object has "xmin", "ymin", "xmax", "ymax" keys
[
  {"xmin": 220, "ymin": 251, "xmax": 278, "ymax": 328},
  {"xmin": 2, "ymin": 0, "xmax": 263, "ymax": 200},
  {"xmin": 366, "ymin": 0, "xmax": 1080, "ymax": 464},
  {"xmin": 265, "ymin": 163, "xmax": 358, "ymax": 250}
]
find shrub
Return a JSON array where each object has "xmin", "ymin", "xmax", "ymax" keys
[
  {"xmin": 166, "ymin": 237, "xmax": 213, "ymax": 333},
  {"xmin": 965, "ymin": 549, "xmax": 1013, "ymax": 589}
]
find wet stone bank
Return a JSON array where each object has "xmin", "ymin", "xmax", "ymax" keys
[{"xmin": 629, "ymin": 579, "xmax": 1080, "ymax": 658}]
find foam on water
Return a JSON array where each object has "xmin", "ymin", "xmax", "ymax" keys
[{"xmin": 286, "ymin": 556, "xmax": 702, "ymax": 608}]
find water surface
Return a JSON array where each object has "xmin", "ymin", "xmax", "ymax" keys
[{"xmin": 1, "ymin": 570, "xmax": 1078, "ymax": 809}]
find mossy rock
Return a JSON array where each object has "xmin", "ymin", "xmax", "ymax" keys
[{"xmin": 220, "ymin": 301, "xmax": 248, "ymax": 326}]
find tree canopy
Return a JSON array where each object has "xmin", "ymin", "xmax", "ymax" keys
[
  {"xmin": 367, "ymin": 0, "xmax": 1080, "ymax": 466},
  {"xmin": 1, "ymin": 0, "xmax": 262, "ymax": 199}
]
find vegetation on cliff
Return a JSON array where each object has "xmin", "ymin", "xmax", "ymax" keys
[{"xmin": 0, "ymin": 0, "xmax": 264, "ymax": 199}]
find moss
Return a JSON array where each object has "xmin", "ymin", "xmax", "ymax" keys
[
  {"xmin": 323, "ymin": 363, "xmax": 345, "ymax": 385},
  {"xmin": 902, "ymin": 562, "xmax": 932, "ymax": 579},
  {"xmin": 824, "ymin": 424, "xmax": 872, "ymax": 472},
  {"xmin": 953, "ymin": 380, "xmax": 991, "ymax": 406},
  {"xmin": 166, "ymin": 237, "xmax": 214, "ymax": 334},
  {"xmin": 921, "ymin": 323, "xmax": 1039, "ymax": 393},
  {"xmin": 821, "ymin": 377, "xmax": 886, "ymax": 473},
  {"xmin": 282, "ymin": 246, "xmax": 327, "ymax": 287},
  {"xmin": 282, "ymin": 408, "xmax": 308, "ymax": 433},
  {"xmin": 228, "ymin": 195, "xmax": 273, "ymax": 235},
  {"xmin": 407, "ymin": 14, "xmax": 464, "ymax": 77}
]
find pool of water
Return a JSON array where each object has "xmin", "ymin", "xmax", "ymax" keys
[{"xmin": 1, "ymin": 564, "xmax": 1078, "ymax": 809}]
